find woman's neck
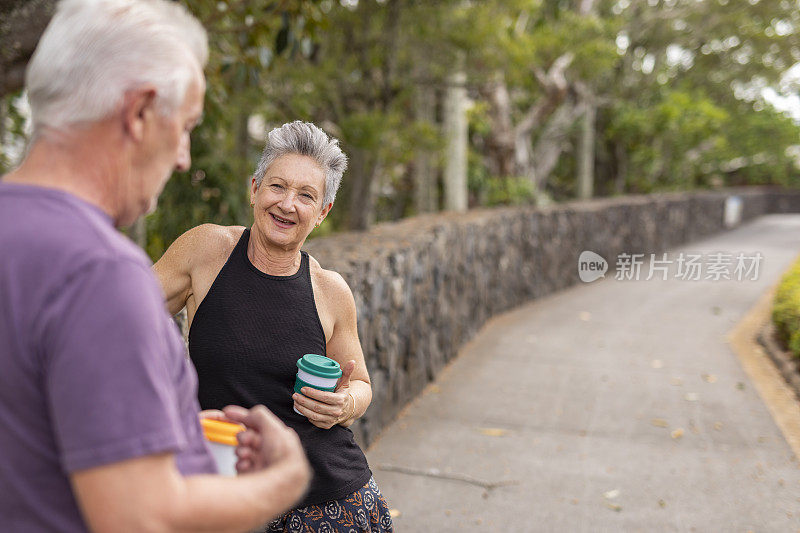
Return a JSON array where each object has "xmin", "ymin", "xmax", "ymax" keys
[{"xmin": 247, "ymin": 226, "xmax": 302, "ymax": 276}]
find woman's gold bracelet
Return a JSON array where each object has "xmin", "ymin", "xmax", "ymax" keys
[
  {"xmin": 349, "ymin": 392, "xmax": 357, "ymax": 420},
  {"xmin": 340, "ymin": 391, "xmax": 356, "ymax": 424}
]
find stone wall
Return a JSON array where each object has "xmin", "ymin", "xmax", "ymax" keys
[{"xmin": 302, "ymin": 187, "xmax": 800, "ymax": 447}]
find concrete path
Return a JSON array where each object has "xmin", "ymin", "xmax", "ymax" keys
[{"xmin": 365, "ymin": 214, "xmax": 800, "ymax": 532}]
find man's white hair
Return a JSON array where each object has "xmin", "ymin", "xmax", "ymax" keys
[{"xmin": 25, "ymin": 0, "xmax": 208, "ymax": 136}]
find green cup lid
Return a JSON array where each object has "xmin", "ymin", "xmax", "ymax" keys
[{"xmin": 296, "ymin": 353, "xmax": 342, "ymax": 379}]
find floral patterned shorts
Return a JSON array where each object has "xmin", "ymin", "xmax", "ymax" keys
[{"xmin": 265, "ymin": 476, "xmax": 393, "ymax": 533}]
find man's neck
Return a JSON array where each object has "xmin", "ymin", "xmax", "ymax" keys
[{"xmin": 3, "ymin": 124, "xmax": 125, "ymax": 224}]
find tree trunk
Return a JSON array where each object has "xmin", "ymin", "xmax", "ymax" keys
[
  {"xmin": 131, "ymin": 218, "xmax": 147, "ymax": 250},
  {"xmin": 527, "ymin": 100, "xmax": 586, "ymax": 190},
  {"xmin": 443, "ymin": 69, "xmax": 468, "ymax": 212},
  {"xmin": 577, "ymin": 100, "xmax": 596, "ymax": 199},
  {"xmin": 575, "ymin": 0, "xmax": 596, "ymax": 199},
  {"xmin": 484, "ymin": 75, "xmax": 516, "ymax": 178},
  {"xmin": 413, "ymin": 82, "xmax": 438, "ymax": 213},
  {"xmin": 346, "ymin": 147, "xmax": 377, "ymax": 230},
  {"xmin": 0, "ymin": 99, "xmax": 6, "ymax": 171},
  {"xmin": 614, "ymin": 141, "xmax": 628, "ymax": 194},
  {"xmin": 0, "ymin": 0, "xmax": 57, "ymax": 97}
]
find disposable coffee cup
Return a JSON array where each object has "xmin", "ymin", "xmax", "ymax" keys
[
  {"xmin": 200, "ymin": 418, "xmax": 242, "ymax": 476},
  {"xmin": 294, "ymin": 353, "xmax": 342, "ymax": 415}
]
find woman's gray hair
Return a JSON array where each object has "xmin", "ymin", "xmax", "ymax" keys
[
  {"xmin": 254, "ymin": 121, "xmax": 348, "ymax": 208},
  {"xmin": 25, "ymin": 0, "xmax": 208, "ymax": 137}
]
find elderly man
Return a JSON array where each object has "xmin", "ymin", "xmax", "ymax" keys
[{"xmin": 0, "ymin": 1, "xmax": 309, "ymax": 532}]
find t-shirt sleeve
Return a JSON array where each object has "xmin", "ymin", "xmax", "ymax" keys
[{"xmin": 40, "ymin": 257, "xmax": 186, "ymax": 473}]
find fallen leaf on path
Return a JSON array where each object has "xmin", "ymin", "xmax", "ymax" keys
[
  {"xmin": 603, "ymin": 489, "xmax": 620, "ymax": 499},
  {"xmin": 736, "ymin": 382, "xmax": 746, "ymax": 390},
  {"xmin": 389, "ymin": 509, "xmax": 401, "ymax": 518},
  {"xmin": 651, "ymin": 418, "xmax": 669, "ymax": 428},
  {"xmin": 651, "ymin": 359, "xmax": 664, "ymax": 369},
  {"xmin": 702, "ymin": 374, "xmax": 717, "ymax": 383},
  {"xmin": 670, "ymin": 377, "xmax": 683, "ymax": 386},
  {"xmin": 671, "ymin": 428, "xmax": 684, "ymax": 439},
  {"xmin": 684, "ymin": 393, "xmax": 698, "ymax": 402},
  {"xmin": 571, "ymin": 499, "xmax": 579, "ymax": 505},
  {"xmin": 714, "ymin": 422, "xmax": 724, "ymax": 431},
  {"xmin": 712, "ymin": 306, "xmax": 722, "ymax": 315},
  {"xmin": 478, "ymin": 428, "xmax": 508, "ymax": 437},
  {"xmin": 427, "ymin": 385, "xmax": 441, "ymax": 394},
  {"xmin": 579, "ymin": 311, "xmax": 592, "ymax": 321},
  {"xmin": 605, "ymin": 502, "xmax": 622, "ymax": 512}
]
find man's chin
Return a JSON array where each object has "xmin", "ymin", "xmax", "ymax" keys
[{"xmin": 116, "ymin": 198, "xmax": 156, "ymax": 229}]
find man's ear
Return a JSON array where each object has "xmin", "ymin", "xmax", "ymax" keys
[{"xmin": 121, "ymin": 85, "xmax": 158, "ymax": 142}]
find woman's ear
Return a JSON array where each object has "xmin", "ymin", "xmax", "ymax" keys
[
  {"xmin": 317, "ymin": 202, "xmax": 333, "ymax": 226},
  {"xmin": 250, "ymin": 177, "xmax": 258, "ymax": 205}
]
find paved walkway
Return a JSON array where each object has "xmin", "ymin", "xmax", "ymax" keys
[{"xmin": 365, "ymin": 214, "xmax": 800, "ymax": 532}]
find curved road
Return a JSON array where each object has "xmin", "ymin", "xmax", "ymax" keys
[{"xmin": 366, "ymin": 214, "xmax": 800, "ymax": 532}]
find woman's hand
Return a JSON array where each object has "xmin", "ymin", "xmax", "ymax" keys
[{"xmin": 293, "ymin": 360, "xmax": 356, "ymax": 429}]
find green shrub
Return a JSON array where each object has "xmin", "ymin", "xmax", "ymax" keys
[{"xmin": 773, "ymin": 256, "xmax": 800, "ymax": 359}]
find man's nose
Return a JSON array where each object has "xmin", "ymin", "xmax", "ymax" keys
[{"xmin": 175, "ymin": 133, "xmax": 191, "ymax": 172}]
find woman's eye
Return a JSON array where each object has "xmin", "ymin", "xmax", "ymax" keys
[
  {"xmin": 302, "ymin": 193, "xmax": 313, "ymax": 199},
  {"xmin": 270, "ymin": 184, "xmax": 283, "ymax": 190}
]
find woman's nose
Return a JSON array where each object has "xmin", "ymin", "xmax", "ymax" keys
[{"xmin": 278, "ymin": 192, "xmax": 296, "ymax": 211}]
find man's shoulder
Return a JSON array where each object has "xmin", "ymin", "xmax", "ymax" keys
[{"xmin": 0, "ymin": 185, "xmax": 149, "ymax": 277}]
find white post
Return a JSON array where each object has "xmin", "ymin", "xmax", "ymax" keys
[{"xmin": 443, "ymin": 69, "xmax": 468, "ymax": 212}]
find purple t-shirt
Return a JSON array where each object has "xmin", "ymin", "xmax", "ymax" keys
[{"xmin": 0, "ymin": 183, "xmax": 216, "ymax": 532}]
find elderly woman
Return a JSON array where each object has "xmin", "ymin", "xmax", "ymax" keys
[{"xmin": 154, "ymin": 121, "xmax": 392, "ymax": 532}]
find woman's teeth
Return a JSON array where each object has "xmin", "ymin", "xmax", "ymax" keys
[{"xmin": 271, "ymin": 213, "xmax": 294, "ymax": 224}]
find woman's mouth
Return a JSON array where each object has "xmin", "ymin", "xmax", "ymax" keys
[{"xmin": 270, "ymin": 213, "xmax": 296, "ymax": 228}]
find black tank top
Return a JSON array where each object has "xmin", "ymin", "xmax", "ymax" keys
[{"xmin": 188, "ymin": 228, "xmax": 372, "ymax": 506}]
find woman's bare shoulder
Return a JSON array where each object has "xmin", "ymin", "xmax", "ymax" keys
[
  {"xmin": 308, "ymin": 255, "xmax": 352, "ymax": 298},
  {"xmin": 165, "ymin": 224, "xmax": 245, "ymax": 267}
]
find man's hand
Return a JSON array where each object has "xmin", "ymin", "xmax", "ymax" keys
[
  {"xmin": 199, "ymin": 409, "xmax": 228, "ymax": 421},
  {"xmin": 223, "ymin": 405, "xmax": 308, "ymax": 476},
  {"xmin": 73, "ymin": 405, "xmax": 310, "ymax": 533}
]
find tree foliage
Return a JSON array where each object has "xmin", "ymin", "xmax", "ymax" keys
[{"xmin": 1, "ymin": 0, "xmax": 798, "ymax": 259}]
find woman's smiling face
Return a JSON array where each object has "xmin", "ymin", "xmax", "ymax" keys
[{"xmin": 251, "ymin": 153, "xmax": 331, "ymax": 249}]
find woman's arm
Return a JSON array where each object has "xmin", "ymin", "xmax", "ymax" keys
[
  {"xmin": 293, "ymin": 270, "xmax": 372, "ymax": 428},
  {"xmin": 153, "ymin": 223, "xmax": 236, "ymax": 316},
  {"xmin": 153, "ymin": 229, "xmax": 197, "ymax": 315}
]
